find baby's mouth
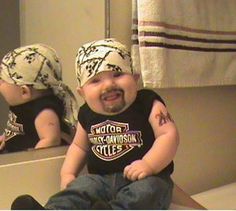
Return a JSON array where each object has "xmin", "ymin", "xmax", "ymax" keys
[{"xmin": 100, "ymin": 89, "xmax": 124, "ymax": 103}]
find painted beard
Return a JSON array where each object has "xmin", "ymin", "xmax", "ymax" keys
[{"xmin": 100, "ymin": 87, "xmax": 126, "ymax": 113}]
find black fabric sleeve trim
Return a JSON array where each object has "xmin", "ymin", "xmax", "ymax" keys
[
  {"xmin": 137, "ymin": 89, "xmax": 166, "ymax": 118},
  {"xmin": 32, "ymin": 95, "xmax": 64, "ymax": 119}
]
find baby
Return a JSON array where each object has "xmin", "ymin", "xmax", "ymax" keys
[
  {"xmin": 0, "ymin": 44, "xmax": 78, "ymax": 153},
  {"xmin": 11, "ymin": 39, "xmax": 179, "ymax": 209}
]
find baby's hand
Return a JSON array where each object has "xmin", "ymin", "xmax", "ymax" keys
[
  {"xmin": 123, "ymin": 159, "xmax": 154, "ymax": 181},
  {"xmin": 0, "ymin": 134, "xmax": 6, "ymax": 150},
  {"xmin": 60, "ymin": 175, "xmax": 75, "ymax": 190}
]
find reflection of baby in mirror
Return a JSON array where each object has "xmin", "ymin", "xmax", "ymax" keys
[{"xmin": 0, "ymin": 44, "xmax": 78, "ymax": 153}]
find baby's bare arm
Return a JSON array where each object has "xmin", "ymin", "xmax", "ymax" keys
[
  {"xmin": 34, "ymin": 109, "xmax": 61, "ymax": 149},
  {"xmin": 123, "ymin": 100, "xmax": 179, "ymax": 181},
  {"xmin": 60, "ymin": 122, "xmax": 89, "ymax": 189}
]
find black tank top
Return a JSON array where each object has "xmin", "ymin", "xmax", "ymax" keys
[
  {"xmin": 78, "ymin": 89, "xmax": 174, "ymax": 176},
  {"xmin": 2, "ymin": 95, "xmax": 71, "ymax": 153}
]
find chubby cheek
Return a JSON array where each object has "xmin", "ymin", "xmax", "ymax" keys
[
  {"xmin": 83, "ymin": 91, "xmax": 103, "ymax": 113},
  {"xmin": 122, "ymin": 81, "xmax": 138, "ymax": 103},
  {"xmin": 124, "ymin": 90, "xmax": 137, "ymax": 106},
  {"xmin": 86, "ymin": 98, "xmax": 104, "ymax": 113}
]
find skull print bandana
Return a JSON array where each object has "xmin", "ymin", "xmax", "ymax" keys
[
  {"xmin": 75, "ymin": 38, "xmax": 134, "ymax": 87},
  {"xmin": 0, "ymin": 44, "xmax": 78, "ymax": 127}
]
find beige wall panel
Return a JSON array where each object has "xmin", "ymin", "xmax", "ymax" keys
[
  {"xmin": 0, "ymin": 155, "xmax": 64, "ymax": 209},
  {"xmin": 20, "ymin": 0, "xmax": 105, "ymax": 105},
  {"xmin": 110, "ymin": 0, "xmax": 132, "ymax": 48}
]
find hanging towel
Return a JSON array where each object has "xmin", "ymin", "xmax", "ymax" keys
[{"xmin": 132, "ymin": 0, "xmax": 236, "ymax": 88}]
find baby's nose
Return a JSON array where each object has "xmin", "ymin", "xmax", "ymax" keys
[{"xmin": 103, "ymin": 78, "xmax": 115, "ymax": 87}]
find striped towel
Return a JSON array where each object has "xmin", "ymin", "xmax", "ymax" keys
[{"xmin": 132, "ymin": 0, "xmax": 236, "ymax": 88}]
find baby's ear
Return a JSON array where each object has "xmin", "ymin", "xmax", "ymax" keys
[
  {"xmin": 76, "ymin": 87, "xmax": 84, "ymax": 98},
  {"xmin": 20, "ymin": 85, "xmax": 32, "ymax": 100}
]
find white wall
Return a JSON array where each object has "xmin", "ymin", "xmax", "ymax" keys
[{"xmin": 158, "ymin": 86, "xmax": 236, "ymax": 194}]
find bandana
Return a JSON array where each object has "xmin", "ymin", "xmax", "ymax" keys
[
  {"xmin": 75, "ymin": 38, "xmax": 134, "ymax": 87},
  {"xmin": 0, "ymin": 44, "xmax": 78, "ymax": 127}
]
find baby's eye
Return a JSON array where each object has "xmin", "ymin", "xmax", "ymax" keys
[
  {"xmin": 90, "ymin": 78, "xmax": 100, "ymax": 84},
  {"xmin": 113, "ymin": 72, "xmax": 124, "ymax": 78}
]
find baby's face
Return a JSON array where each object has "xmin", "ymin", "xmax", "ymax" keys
[
  {"xmin": 0, "ymin": 80, "xmax": 23, "ymax": 106},
  {"xmin": 78, "ymin": 71, "xmax": 139, "ymax": 115}
]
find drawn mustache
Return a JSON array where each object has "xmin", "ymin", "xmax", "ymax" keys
[{"xmin": 100, "ymin": 87, "xmax": 124, "ymax": 100}]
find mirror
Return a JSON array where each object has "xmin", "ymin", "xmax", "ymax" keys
[{"xmin": 0, "ymin": 0, "xmax": 108, "ymax": 155}]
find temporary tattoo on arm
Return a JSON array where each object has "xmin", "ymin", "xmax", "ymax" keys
[{"xmin": 155, "ymin": 111, "xmax": 174, "ymax": 126}]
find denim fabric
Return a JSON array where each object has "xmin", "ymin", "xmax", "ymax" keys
[{"xmin": 45, "ymin": 173, "xmax": 173, "ymax": 210}]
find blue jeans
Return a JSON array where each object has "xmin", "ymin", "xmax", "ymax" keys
[{"xmin": 45, "ymin": 173, "xmax": 173, "ymax": 210}]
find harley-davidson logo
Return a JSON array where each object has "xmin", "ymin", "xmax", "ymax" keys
[
  {"xmin": 88, "ymin": 120, "xmax": 143, "ymax": 161},
  {"xmin": 4, "ymin": 111, "xmax": 24, "ymax": 141}
]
